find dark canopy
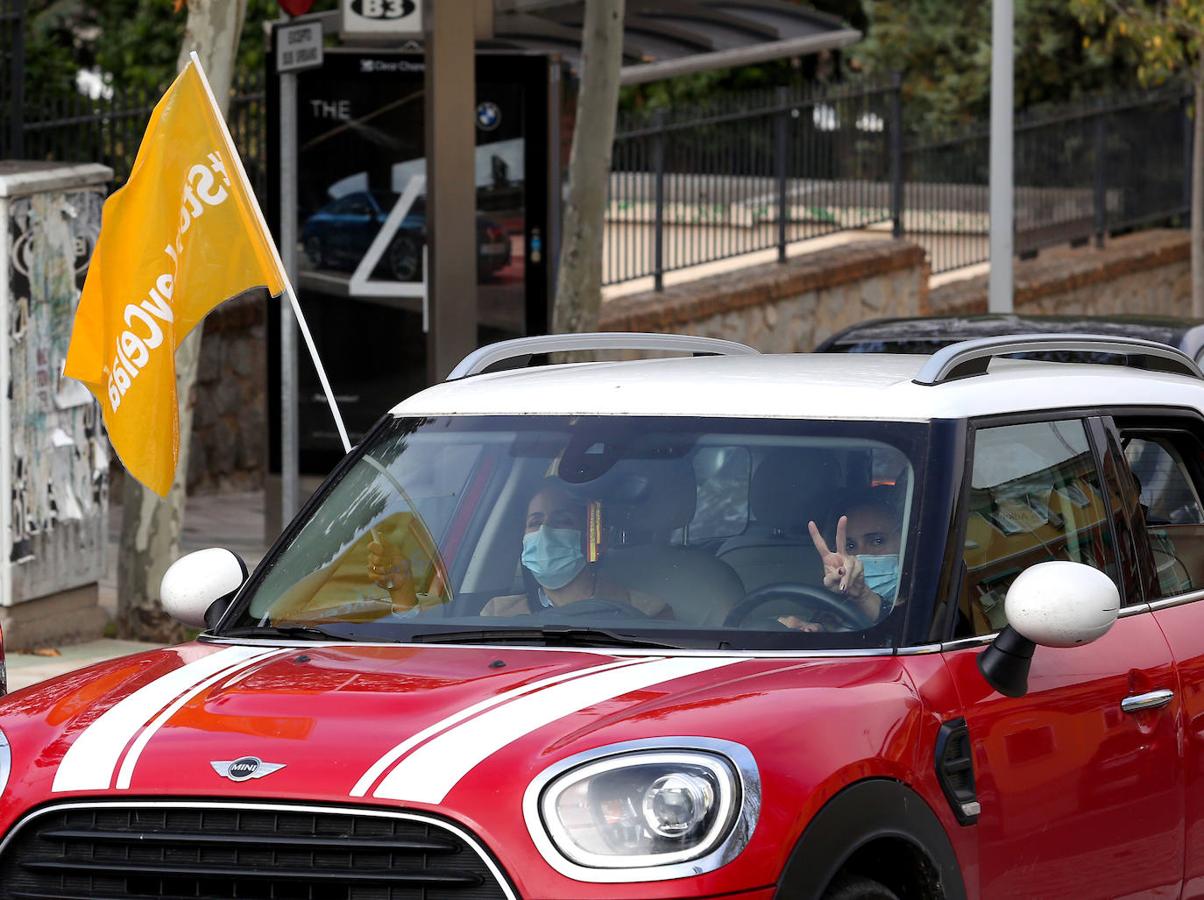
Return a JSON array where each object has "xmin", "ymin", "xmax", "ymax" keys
[{"xmin": 489, "ymin": 1, "xmax": 860, "ymax": 84}]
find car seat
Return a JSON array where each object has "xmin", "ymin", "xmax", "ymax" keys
[
  {"xmin": 597, "ymin": 460, "xmax": 744, "ymax": 627},
  {"xmin": 715, "ymin": 448, "xmax": 841, "ymax": 592}
]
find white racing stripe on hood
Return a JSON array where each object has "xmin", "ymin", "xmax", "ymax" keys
[
  {"xmin": 52, "ymin": 646, "xmax": 270, "ymax": 793},
  {"xmin": 114, "ymin": 647, "xmax": 290, "ymax": 789},
  {"xmin": 350, "ymin": 657, "xmax": 648, "ymax": 798},
  {"xmin": 372, "ymin": 656, "xmax": 740, "ymax": 803}
]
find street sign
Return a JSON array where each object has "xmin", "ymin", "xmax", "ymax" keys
[
  {"xmin": 340, "ymin": 0, "xmax": 422, "ymax": 38},
  {"xmin": 276, "ymin": 21, "xmax": 323, "ymax": 74}
]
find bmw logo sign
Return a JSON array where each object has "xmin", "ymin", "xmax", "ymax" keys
[{"xmin": 476, "ymin": 102, "xmax": 501, "ymax": 131}]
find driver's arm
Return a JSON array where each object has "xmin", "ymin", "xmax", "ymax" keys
[{"xmin": 367, "ymin": 538, "xmax": 421, "ymax": 611}]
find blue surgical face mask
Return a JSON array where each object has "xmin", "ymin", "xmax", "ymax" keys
[
  {"xmin": 860, "ymin": 553, "xmax": 900, "ymax": 601},
  {"xmin": 522, "ymin": 526, "xmax": 586, "ymax": 590}
]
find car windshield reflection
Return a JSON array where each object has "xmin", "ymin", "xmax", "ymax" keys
[{"xmin": 221, "ymin": 416, "xmax": 928, "ymax": 650}]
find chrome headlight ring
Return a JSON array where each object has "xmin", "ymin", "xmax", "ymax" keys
[{"xmin": 522, "ymin": 736, "xmax": 760, "ymax": 883}]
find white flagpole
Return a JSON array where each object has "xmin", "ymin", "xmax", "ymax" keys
[{"xmin": 188, "ymin": 50, "xmax": 352, "ymax": 454}]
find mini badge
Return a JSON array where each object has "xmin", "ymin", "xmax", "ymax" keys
[{"xmin": 211, "ymin": 756, "xmax": 286, "ymax": 782}]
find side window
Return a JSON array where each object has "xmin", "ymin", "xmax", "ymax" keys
[
  {"xmin": 1125, "ymin": 437, "xmax": 1204, "ymax": 525},
  {"xmin": 1123, "ymin": 433, "xmax": 1204, "ymax": 598},
  {"xmin": 960, "ymin": 420, "xmax": 1118, "ymax": 636}
]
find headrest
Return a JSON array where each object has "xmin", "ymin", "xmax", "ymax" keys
[
  {"xmin": 750, "ymin": 448, "xmax": 842, "ymax": 535},
  {"xmin": 598, "ymin": 460, "xmax": 697, "ymax": 544}
]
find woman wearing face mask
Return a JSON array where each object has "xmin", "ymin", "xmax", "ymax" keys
[
  {"xmin": 779, "ymin": 493, "xmax": 902, "ymax": 632},
  {"xmin": 369, "ymin": 482, "xmax": 671, "ymax": 618}
]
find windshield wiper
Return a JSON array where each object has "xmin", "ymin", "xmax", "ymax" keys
[
  {"xmin": 219, "ymin": 624, "xmax": 356, "ymax": 642},
  {"xmin": 409, "ymin": 625, "xmax": 687, "ymax": 650}
]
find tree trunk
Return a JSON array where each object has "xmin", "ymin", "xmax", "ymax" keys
[
  {"xmin": 116, "ymin": 0, "xmax": 247, "ymax": 642},
  {"xmin": 552, "ymin": 0, "xmax": 626, "ymax": 335},
  {"xmin": 1193, "ymin": 69, "xmax": 1204, "ymax": 318}
]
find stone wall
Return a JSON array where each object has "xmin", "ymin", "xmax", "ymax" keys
[
  {"xmin": 187, "ymin": 291, "xmax": 267, "ymax": 493},
  {"xmin": 599, "ymin": 239, "xmax": 930, "ymax": 350},
  {"xmin": 930, "ymin": 230, "xmax": 1191, "ymax": 317}
]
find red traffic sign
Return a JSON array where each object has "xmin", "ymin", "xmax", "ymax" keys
[{"xmin": 278, "ymin": 0, "xmax": 314, "ymax": 16}]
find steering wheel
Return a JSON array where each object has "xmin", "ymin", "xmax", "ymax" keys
[{"xmin": 724, "ymin": 582, "xmax": 875, "ymax": 631}]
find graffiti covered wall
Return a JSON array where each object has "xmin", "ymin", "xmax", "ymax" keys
[{"xmin": 6, "ymin": 183, "xmax": 108, "ymax": 604}]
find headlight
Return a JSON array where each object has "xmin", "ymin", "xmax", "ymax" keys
[
  {"xmin": 0, "ymin": 727, "xmax": 10, "ymax": 796},
  {"xmin": 524, "ymin": 737, "xmax": 760, "ymax": 882}
]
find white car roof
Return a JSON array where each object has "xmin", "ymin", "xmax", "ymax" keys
[{"xmin": 389, "ymin": 353, "xmax": 1204, "ymax": 422}]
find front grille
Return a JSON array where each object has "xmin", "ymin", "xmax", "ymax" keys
[{"xmin": 0, "ymin": 802, "xmax": 513, "ymax": 900}]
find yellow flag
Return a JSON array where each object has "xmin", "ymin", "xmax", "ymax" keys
[{"xmin": 64, "ymin": 60, "xmax": 284, "ymax": 497}]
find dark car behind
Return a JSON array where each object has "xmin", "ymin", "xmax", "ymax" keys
[{"xmin": 817, "ymin": 313, "xmax": 1204, "ymax": 363}]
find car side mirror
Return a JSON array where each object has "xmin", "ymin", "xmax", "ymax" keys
[
  {"xmin": 978, "ymin": 561, "xmax": 1119, "ymax": 699},
  {"xmin": 160, "ymin": 548, "xmax": 248, "ymax": 630}
]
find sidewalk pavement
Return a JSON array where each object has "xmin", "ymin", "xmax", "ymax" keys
[
  {"xmin": 7, "ymin": 490, "xmax": 269, "ymax": 694},
  {"xmin": 7, "ymin": 640, "xmax": 161, "ymax": 693}
]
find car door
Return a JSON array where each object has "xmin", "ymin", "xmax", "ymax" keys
[
  {"xmin": 1114, "ymin": 411, "xmax": 1204, "ymax": 898},
  {"xmin": 941, "ymin": 415, "xmax": 1183, "ymax": 899}
]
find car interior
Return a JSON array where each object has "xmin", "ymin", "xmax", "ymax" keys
[
  {"xmin": 957, "ymin": 420, "xmax": 1116, "ymax": 637},
  {"xmin": 248, "ymin": 421, "xmax": 917, "ymax": 636},
  {"xmin": 1123, "ymin": 432, "xmax": 1204, "ymax": 597}
]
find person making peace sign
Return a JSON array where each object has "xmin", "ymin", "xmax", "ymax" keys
[{"xmin": 780, "ymin": 492, "xmax": 903, "ymax": 632}]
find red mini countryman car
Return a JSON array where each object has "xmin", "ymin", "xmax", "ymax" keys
[{"xmin": 4, "ymin": 331, "xmax": 1204, "ymax": 899}]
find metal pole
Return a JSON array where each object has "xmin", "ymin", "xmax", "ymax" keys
[
  {"xmin": 1093, "ymin": 111, "xmax": 1106, "ymax": 249},
  {"xmin": 1185, "ymin": 91, "xmax": 1194, "ymax": 219},
  {"xmin": 279, "ymin": 69, "xmax": 300, "ymax": 522},
  {"xmin": 988, "ymin": 0, "xmax": 1014, "ymax": 313},
  {"xmin": 775, "ymin": 86, "xmax": 788, "ymax": 262},
  {"xmin": 653, "ymin": 109, "xmax": 666, "ymax": 289},
  {"xmin": 425, "ymin": 0, "xmax": 478, "ymax": 381},
  {"xmin": 11, "ymin": 0, "xmax": 24, "ymax": 158},
  {"xmin": 890, "ymin": 72, "xmax": 904, "ymax": 239}
]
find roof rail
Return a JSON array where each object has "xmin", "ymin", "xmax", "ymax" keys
[
  {"xmin": 446, "ymin": 332, "xmax": 760, "ymax": 380},
  {"xmin": 914, "ymin": 333, "xmax": 1204, "ymax": 386}
]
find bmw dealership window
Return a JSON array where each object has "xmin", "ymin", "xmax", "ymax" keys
[{"xmin": 268, "ymin": 49, "xmax": 557, "ymax": 474}]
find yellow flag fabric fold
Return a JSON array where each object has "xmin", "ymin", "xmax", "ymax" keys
[{"xmin": 64, "ymin": 61, "xmax": 284, "ymax": 496}]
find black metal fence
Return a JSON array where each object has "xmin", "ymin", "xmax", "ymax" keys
[
  {"xmin": 903, "ymin": 86, "xmax": 1190, "ymax": 274},
  {"xmin": 608, "ymin": 79, "xmax": 902, "ymax": 288},
  {"xmin": 608, "ymin": 80, "xmax": 1192, "ymax": 286},
  {"xmin": 14, "ymin": 73, "xmax": 268, "ymax": 199}
]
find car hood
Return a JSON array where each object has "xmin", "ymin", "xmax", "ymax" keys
[
  {"xmin": 2, "ymin": 639, "xmax": 920, "ymax": 812},
  {"xmin": 0, "ymin": 642, "xmax": 766, "ymax": 801},
  {"xmin": 0, "ymin": 641, "xmax": 921, "ymax": 897}
]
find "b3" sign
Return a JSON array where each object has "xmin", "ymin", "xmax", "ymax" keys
[{"xmin": 341, "ymin": 0, "xmax": 421, "ymax": 37}]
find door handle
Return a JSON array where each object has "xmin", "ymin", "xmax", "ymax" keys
[{"xmin": 1120, "ymin": 689, "xmax": 1175, "ymax": 714}]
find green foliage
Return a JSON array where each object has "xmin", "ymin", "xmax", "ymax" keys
[
  {"xmin": 851, "ymin": 0, "xmax": 1142, "ymax": 135},
  {"xmin": 22, "ymin": 0, "xmax": 330, "ymax": 107},
  {"xmin": 1069, "ymin": 0, "xmax": 1204, "ymax": 87}
]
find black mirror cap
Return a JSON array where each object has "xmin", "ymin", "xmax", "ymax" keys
[
  {"xmin": 203, "ymin": 551, "xmax": 249, "ymax": 630},
  {"xmin": 978, "ymin": 626, "xmax": 1036, "ymax": 698}
]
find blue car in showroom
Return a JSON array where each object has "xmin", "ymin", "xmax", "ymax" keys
[{"xmin": 301, "ymin": 190, "xmax": 512, "ymax": 283}]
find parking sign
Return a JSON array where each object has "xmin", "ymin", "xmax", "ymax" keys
[{"xmin": 276, "ymin": 21, "xmax": 323, "ymax": 74}]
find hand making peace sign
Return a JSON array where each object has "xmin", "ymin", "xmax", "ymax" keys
[{"xmin": 808, "ymin": 515, "xmax": 880, "ymax": 621}]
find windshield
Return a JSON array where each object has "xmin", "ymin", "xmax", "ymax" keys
[{"xmin": 221, "ymin": 416, "xmax": 929, "ymax": 650}]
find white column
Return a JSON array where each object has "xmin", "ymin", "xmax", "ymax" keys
[{"xmin": 989, "ymin": 0, "xmax": 1014, "ymax": 313}]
